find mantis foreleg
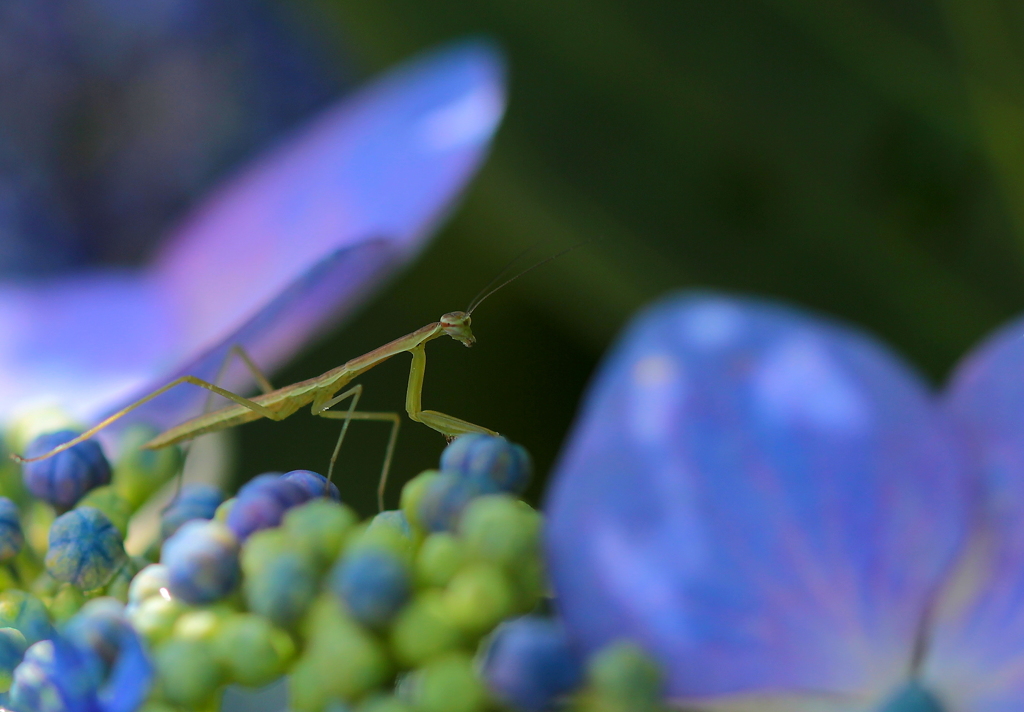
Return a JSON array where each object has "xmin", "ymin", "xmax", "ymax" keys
[{"xmin": 405, "ymin": 344, "xmax": 498, "ymax": 439}]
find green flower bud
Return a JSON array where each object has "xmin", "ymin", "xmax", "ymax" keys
[
  {"xmin": 128, "ymin": 594, "xmax": 184, "ymax": 644},
  {"xmin": 399, "ymin": 470, "xmax": 442, "ymax": 531},
  {"xmin": 214, "ymin": 613, "xmax": 295, "ymax": 687},
  {"xmin": 0, "ymin": 627, "xmax": 27, "ymax": 692},
  {"xmin": 390, "ymin": 590, "xmax": 463, "ymax": 667},
  {"xmin": 153, "ymin": 637, "xmax": 224, "ymax": 708},
  {"xmin": 282, "ymin": 499, "xmax": 357, "ymax": 569},
  {"xmin": 442, "ymin": 563, "xmax": 512, "ymax": 636},
  {"xmin": 407, "ymin": 652, "xmax": 487, "ymax": 712},
  {"xmin": 290, "ymin": 595, "xmax": 391, "ymax": 710},
  {"xmin": 214, "ymin": 496, "xmax": 236, "ymax": 523},
  {"xmin": 415, "ymin": 533, "xmax": 466, "ymax": 589},
  {"xmin": 0, "ymin": 590, "xmax": 54, "ymax": 644},
  {"xmin": 585, "ymin": 641, "xmax": 664, "ymax": 712},
  {"xmin": 459, "ymin": 495, "xmax": 540, "ymax": 569}
]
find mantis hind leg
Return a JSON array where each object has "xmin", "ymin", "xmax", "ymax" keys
[
  {"xmin": 404, "ymin": 344, "xmax": 498, "ymax": 438},
  {"xmin": 315, "ymin": 385, "xmax": 401, "ymax": 512},
  {"xmin": 175, "ymin": 345, "xmax": 277, "ymax": 499},
  {"xmin": 14, "ymin": 357, "xmax": 282, "ymax": 464}
]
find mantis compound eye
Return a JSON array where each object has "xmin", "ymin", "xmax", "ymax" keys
[{"xmin": 441, "ymin": 311, "xmax": 476, "ymax": 347}]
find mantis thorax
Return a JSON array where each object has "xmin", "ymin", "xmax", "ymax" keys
[{"xmin": 440, "ymin": 311, "xmax": 475, "ymax": 347}]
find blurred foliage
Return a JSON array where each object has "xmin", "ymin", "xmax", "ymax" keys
[{"xmin": 238, "ymin": 0, "xmax": 1024, "ymax": 512}]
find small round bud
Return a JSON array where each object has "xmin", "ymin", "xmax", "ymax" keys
[
  {"xmin": 160, "ymin": 484, "xmax": 224, "ymax": 540},
  {"xmin": 153, "ymin": 638, "xmax": 224, "ymax": 707},
  {"xmin": 0, "ymin": 590, "xmax": 55, "ymax": 645},
  {"xmin": 481, "ymin": 616, "xmax": 584, "ymax": 711},
  {"xmin": 282, "ymin": 469, "xmax": 341, "ymax": 501},
  {"xmin": 282, "ymin": 499, "xmax": 357, "ymax": 568},
  {"xmin": 0, "ymin": 498, "xmax": 24, "ymax": 562},
  {"xmin": 459, "ymin": 495, "xmax": 541, "ymax": 568},
  {"xmin": 442, "ymin": 563, "xmax": 513, "ymax": 635},
  {"xmin": 0, "ymin": 628, "xmax": 26, "ymax": 692},
  {"xmin": 161, "ymin": 519, "xmax": 240, "ymax": 605},
  {"xmin": 215, "ymin": 496, "xmax": 235, "ymax": 522},
  {"xmin": 213, "ymin": 613, "xmax": 295, "ymax": 687},
  {"xmin": 127, "ymin": 564, "xmax": 170, "ymax": 609},
  {"xmin": 586, "ymin": 641, "xmax": 664, "ymax": 712},
  {"xmin": 390, "ymin": 590, "xmax": 462, "ymax": 667},
  {"xmin": 408, "ymin": 652, "xmax": 487, "ymax": 712},
  {"xmin": 330, "ymin": 547, "xmax": 411, "ymax": 628},
  {"xmin": 46, "ymin": 507, "xmax": 127, "ymax": 591},
  {"xmin": 415, "ymin": 533, "xmax": 466, "ymax": 588},
  {"xmin": 416, "ymin": 472, "xmax": 489, "ymax": 533},
  {"xmin": 368, "ymin": 509, "xmax": 413, "ymax": 539},
  {"xmin": 22, "ymin": 430, "xmax": 111, "ymax": 509},
  {"xmin": 441, "ymin": 434, "xmax": 532, "ymax": 494},
  {"xmin": 127, "ymin": 595, "xmax": 183, "ymax": 645},
  {"xmin": 227, "ymin": 475, "xmax": 309, "ymax": 541},
  {"xmin": 291, "ymin": 596, "xmax": 391, "ymax": 709},
  {"xmin": 242, "ymin": 536, "xmax": 318, "ymax": 628}
]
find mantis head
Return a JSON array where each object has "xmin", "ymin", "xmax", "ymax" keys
[{"xmin": 440, "ymin": 311, "xmax": 475, "ymax": 347}]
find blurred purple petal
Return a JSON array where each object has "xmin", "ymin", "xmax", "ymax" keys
[
  {"xmin": 0, "ymin": 271, "xmax": 177, "ymax": 422},
  {"xmin": 150, "ymin": 40, "xmax": 505, "ymax": 360},
  {"xmin": 922, "ymin": 317, "xmax": 1024, "ymax": 709},
  {"xmin": 0, "ymin": 41, "xmax": 506, "ymax": 427},
  {"xmin": 544, "ymin": 293, "xmax": 971, "ymax": 701}
]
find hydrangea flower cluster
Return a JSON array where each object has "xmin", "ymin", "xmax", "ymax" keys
[{"xmin": 0, "ymin": 428, "xmax": 655, "ymax": 712}]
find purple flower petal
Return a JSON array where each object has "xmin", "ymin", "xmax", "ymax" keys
[
  {"xmin": 544, "ymin": 293, "xmax": 971, "ymax": 702},
  {"xmin": 0, "ymin": 41, "xmax": 506, "ymax": 428},
  {"xmin": 922, "ymin": 316, "xmax": 1024, "ymax": 709}
]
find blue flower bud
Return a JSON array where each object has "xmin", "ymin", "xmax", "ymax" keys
[
  {"xmin": 159, "ymin": 484, "xmax": 225, "ymax": 540},
  {"xmin": 416, "ymin": 472, "xmax": 489, "ymax": 533},
  {"xmin": 22, "ymin": 431, "xmax": 111, "ymax": 510},
  {"xmin": 0, "ymin": 591, "xmax": 56, "ymax": 646},
  {"xmin": 282, "ymin": 469, "xmax": 341, "ymax": 501},
  {"xmin": 227, "ymin": 474, "xmax": 309, "ymax": 541},
  {"xmin": 0, "ymin": 628, "xmax": 27, "ymax": 692},
  {"xmin": 441, "ymin": 434, "xmax": 532, "ymax": 494},
  {"xmin": 0, "ymin": 498, "xmax": 24, "ymax": 562},
  {"xmin": 330, "ymin": 547, "xmax": 411, "ymax": 628},
  {"xmin": 162, "ymin": 519, "xmax": 240, "ymax": 605},
  {"xmin": 481, "ymin": 617, "xmax": 584, "ymax": 712},
  {"xmin": 46, "ymin": 507, "xmax": 127, "ymax": 591}
]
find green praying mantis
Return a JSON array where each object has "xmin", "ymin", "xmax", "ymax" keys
[{"xmin": 11, "ymin": 247, "xmax": 573, "ymax": 510}]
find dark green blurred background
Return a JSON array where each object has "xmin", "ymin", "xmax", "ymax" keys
[{"xmin": 237, "ymin": 0, "xmax": 1024, "ymax": 514}]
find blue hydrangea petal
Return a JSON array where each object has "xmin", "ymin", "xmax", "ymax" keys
[
  {"xmin": 544, "ymin": 293, "xmax": 971, "ymax": 701},
  {"xmin": 9, "ymin": 637, "xmax": 104, "ymax": 712},
  {"xmin": 920, "ymin": 314, "xmax": 1024, "ymax": 708},
  {"xmin": 95, "ymin": 624, "xmax": 152, "ymax": 712}
]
